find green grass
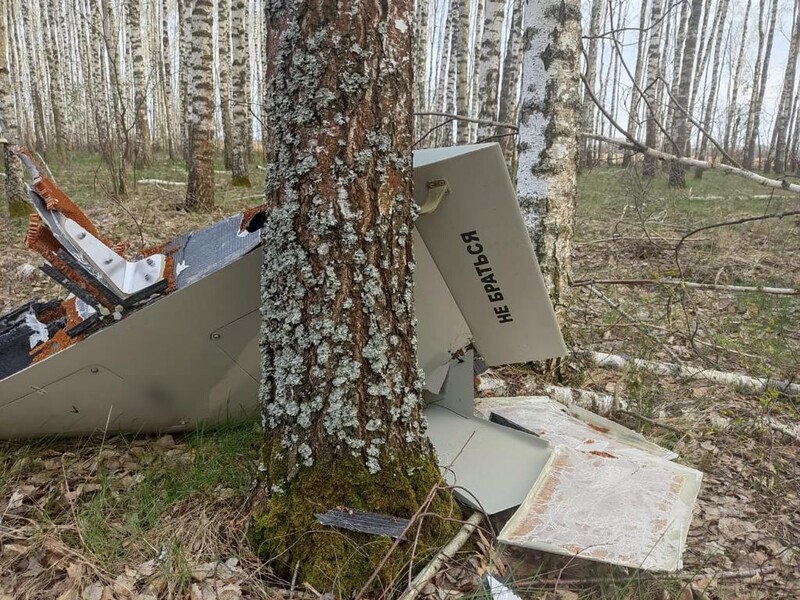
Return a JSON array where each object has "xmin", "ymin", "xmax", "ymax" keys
[{"xmin": 1, "ymin": 421, "xmax": 262, "ymax": 574}]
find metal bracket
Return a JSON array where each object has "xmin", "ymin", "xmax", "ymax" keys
[
  {"xmin": 418, "ymin": 178, "xmax": 450, "ymax": 215},
  {"xmin": 63, "ymin": 219, "xmax": 166, "ymax": 298}
]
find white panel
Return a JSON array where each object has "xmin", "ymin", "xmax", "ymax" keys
[
  {"xmin": 499, "ymin": 445, "xmax": 702, "ymax": 571},
  {"xmin": 413, "ymin": 143, "xmax": 567, "ymax": 365},
  {"xmin": 413, "ymin": 230, "xmax": 472, "ymax": 392},
  {"xmin": 423, "ymin": 405, "xmax": 551, "ymax": 514}
]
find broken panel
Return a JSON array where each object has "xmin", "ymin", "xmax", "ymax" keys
[
  {"xmin": 476, "ymin": 396, "xmax": 678, "ymax": 461},
  {"xmin": 423, "ymin": 405, "xmax": 552, "ymax": 514},
  {"xmin": 498, "ymin": 444, "xmax": 702, "ymax": 571}
]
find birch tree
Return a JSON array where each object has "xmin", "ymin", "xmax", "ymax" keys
[
  {"xmin": 580, "ymin": 0, "xmax": 602, "ymax": 168},
  {"xmin": 723, "ymin": 0, "xmax": 752, "ymax": 159},
  {"xmin": 455, "ymin": 0, "xmax": 471, "ymax": 143},
  {"xmin": 768, "ymin": 0, "xmax": 800, "ymax": 173},
  {"xmin": 1, "ymin": 0, "xmax": 29, "ymax": 217},
  {"xmin": 126, "ymin": 0, "xmax": 153, "ymax": 167},
  {"xmin": 668, "ymin": 0, "xmax": 702, "ymax": 187},
  {"xmin": 516, "ymin": 0, "xmax": 580, "ymax": 379},
  {"xmin": 743, "ymin": 0, "xmax": 779, "ymax": 169},
  {"xmin": 230, "ymin": 0, "xmax": 250, "ymax": 186},
  {"xmin": 251, "ymin": 0, "xmax": 454, "ymax": 588},
  {"xmin": 623, "ymin": 0, "xmax": 649, "ymax": 167},
  {"xmin": 642, "ymin": 0, "xmax": 663, "ymax": 177},
  {"xmin": 475, "ymin": 0, "xmax": 505, "ymax": 140},
  {"xmin": 498, "ymin": 0, "xmax": 523, "ymax": 166},
  {"xmin": 694, "ymin": 0, "xmax": 729, "ymax": 176},
  {"xmin": 184, "ymin": 0, "xmax": 215, "ymax": 211}
]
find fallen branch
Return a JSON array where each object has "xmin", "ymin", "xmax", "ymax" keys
[
  {"xmin": 535, "ymin": 564, "xmax": 778, "ymax": 586},
  {"xmin": 591, "ymin": 351, "xmax": 800, "ymax": 396},
  {"xmin": 583, "ymin": 133, "xmax": 800, "ymax": 195},
  {"xmin": 414, "ymin": 111, "xmax": 518, "ymax": 130},
  {"xmin": 767, "ymin": 420, "xmax": 800, "ymax": 444},
  {"xmin": 136, "ymin": 178, "xmax": 186, "ymax": 186},
  {"xmin": 573, "ymin": 278, "xmax": 798, "ymax": 296},
  {"xmin": 398, "ymin": 512, "xmax": 484, "ymax": 600}
]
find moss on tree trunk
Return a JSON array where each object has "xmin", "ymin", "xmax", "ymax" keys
[
  {"xmin": 250, "ymin": 443, "xmax": 458, "ymax": 594},
  {"xmin": 254, "ymin": 0, "xmax": 457, "ymax": 593}
]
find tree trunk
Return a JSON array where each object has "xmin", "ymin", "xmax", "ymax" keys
[
  {"xmin": 0, "ymin": 0, "xmax": 30, "ymax": 217},
  {"xmin": 694, "ymin": 0, "xmax": 729, "ymax": 177},
  {"xmin": 687, "ymin": 0, "xmax": 713, "ymax": 121},
  {"xmin": 230, "ymin": 0, "xmax": 250, "ymax": 186},
  {"xmin": 414, "ymin": 0, "xmax": 430, "ymax": 141},
  {"xmin": 160, "ymin": 0, "xmax": 177, "ymax": 160},
  {"xmin": 126, "ymin": 0, "xmax": 153, "ymax": 168},
  {"xmin": 668, "ymin": 0, "xmax": 702, "ymax": 187},
  {"xmin": 580, "ymin": 0, "xmax": 602, "ymax": 168},
  {"xmin": 516, "ymin": 0, "xmax": 580, "ymax": 381},
  {"xmin": 743, "ymin": 0, "xmax": 778, "ymax": 170},
  {"xmin": 251, "ymin": 0, "xmax": 455, "ymax": 590},
  {"xmin": 642, "ymin": 0, "xmax": 663, "ymax": 177},
  {"xmin": 455, "ymin": 0, "xmax": 471, "ymax": 143},
  {"xmin": 622, "ymin": 0, "xmax": 648, "ymax": 167},
  {"xmin": 769, "ymin": 0, "xmax": 800, "ymax": 174},
  {"xmin": 723, "ymin": 0, "xmax": 751, "ymax": 160},
  {"xmin": 184, "ymin": 0, "xmax": 215, "ymax": 211},
  {"xmin": 475, "ymin": 0, "xmax": 505, "ymax": 140},
  {"xmin": 218, "ymin": 0, "xmax": 233, "ymax": 170},
  {"xmin": 497, "ymin": 0, "xmax": 523, "ymax": 166},
  {"xmin": 663, "ymin": 0, "xmax": 689, "ymax": 137},
  {"xmin": 41, "ymin": 0, "xmax": 67, "ymax": 161}
]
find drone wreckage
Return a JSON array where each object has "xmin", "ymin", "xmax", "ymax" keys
[{"xmin": 0, "ymin": 143, "xmax": 702, "ymax": 572}]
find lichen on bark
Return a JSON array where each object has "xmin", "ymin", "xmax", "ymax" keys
[{"xmin": 253, "ymin": 0, "xmax": 457, "ymax": 592}]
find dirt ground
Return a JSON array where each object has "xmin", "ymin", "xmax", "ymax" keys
[{"xmin": 1, "ymin": 155, "xmax": 798, "ymax": 599}]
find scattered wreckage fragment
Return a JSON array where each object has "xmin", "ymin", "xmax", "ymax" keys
[{"xmin": 0, "ymin": 143, "xmax": 702, "ymax": 572}]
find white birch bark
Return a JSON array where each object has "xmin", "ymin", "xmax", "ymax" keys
[
  {"xmin": 694, "ymin": 0, "xmax": 729, "ymax": 169},
  {"xmin": 126, "ymin": 0, "xmax": 153, "ymax": 167},
  {"xmin": 769, "ymin": 0, "xmax": 800, "ymax": 173},
  {"xmin": 642, "ymin": 0, "xmax": 663, "ymax": 177},
  {"xmin": 743, "ymin": 0, "xmax": 779, "ymax": 169},
  {"xmin": 230, "ymin": 0, "xmax": 250, "ymax": 185},
  {"xmin": 218, "ymin": 0, "xmax": 233, "ymax": 169},
  {"xmin": 723, "ymin": 0, "xmax": 752, "ymax": 158},
  {"xmin": 498, "ymin": 0, "xmax": 522, "ymax": 165},
  {"xmin": 475, "ymin": 0, "xmax": 506, "ymax": 140},
  {"xmin": 455, "ymin": 0, "xmax": 471, "ymax": 143},
  {"xmin": 185, "ymin": 0, "xmax": 215, "ymax": 210},
  {"xmin": 516, "ymin": 0, "xmax": 580, "ymax": 346},
  {"xmin": 0, "ymin": 0, "xmax": 29, "ymax": 217},
  {"xmin": 668, "ymin": 0, "xmax": 703, "ymax": 187},
  {"xmin": 664, "ymin": 0, "xmax": 690, "ymax": 137},
  {"xmin": 623, "ymin": 0, "xmax": 648, "ymax": 161}
]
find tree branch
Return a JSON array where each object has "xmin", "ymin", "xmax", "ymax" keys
[
  {"xmin": 583, "ymin": 133, "xmax": 800, "ymax": 194},
  {"xmin": 572, "ymin": 278, "xmax": 798, "ymax": 295}
]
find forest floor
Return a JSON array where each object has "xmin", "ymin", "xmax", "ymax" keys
[{"xmin": 0, "ymin": 154, "xmax": 798, "ymax": 599}]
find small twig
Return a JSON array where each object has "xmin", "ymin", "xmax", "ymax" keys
[
  {"xmin": 572, "ymin": 278, "xmax": 798, "ymax": 296},
  {"xmin": 289, "ymin": 561, "xmax": 300, "ymax": 600},
  {"xmin": 414, "ymin": 111, "xmax": 518, "ymax": 130},
  {"xmin": 356, "ymin": 433, "xmax": 477, "ymax": 600},
  {"xmin": 616, "ymin": 409, "xmax": 683, "ymax": 434},
  {"xmin": 398, "ymin": 512, "xmax": 484, "ymax": 600},
  {"xmin": 302, "ymin": 583, "xmax": 322, "ymax": 598}
]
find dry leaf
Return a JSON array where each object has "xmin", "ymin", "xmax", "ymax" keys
[{"xmin": 82, "ymin": 583, "xmax": 104, "ymax": 600}]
